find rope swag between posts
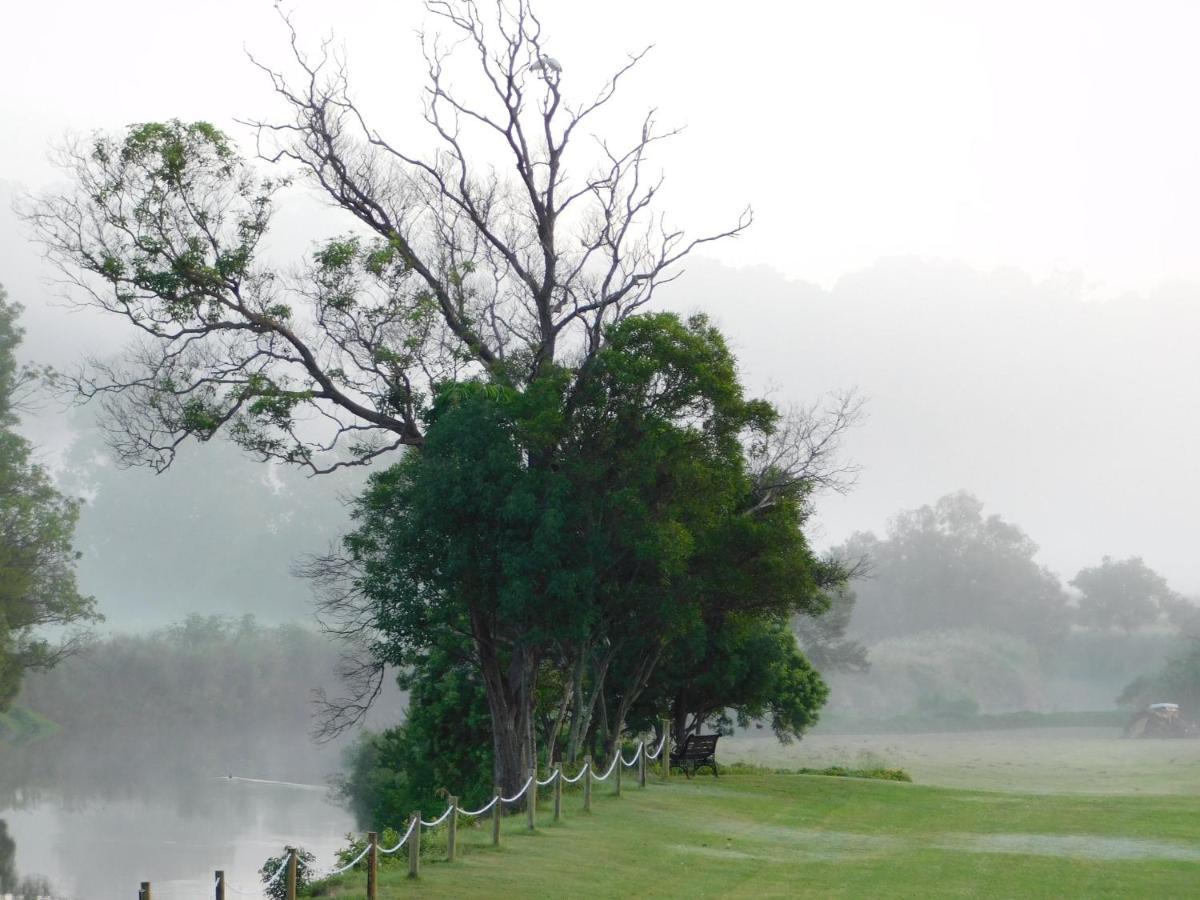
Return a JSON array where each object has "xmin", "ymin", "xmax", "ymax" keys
[{"xmin": 134, "ymin": 726, "xmax": 672, "ymax": 900}]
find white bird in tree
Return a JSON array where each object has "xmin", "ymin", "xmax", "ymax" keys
[{"xmin": 529, "ymin": 56, "xmax": 562, "ymax": 76}]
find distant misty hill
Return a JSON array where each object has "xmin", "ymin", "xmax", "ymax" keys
[{"xmin": 661, "ymin": 258, "xmax": 1200, "ymax": 595}]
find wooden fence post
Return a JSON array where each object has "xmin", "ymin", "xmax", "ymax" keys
[
  {"xmin": 448, "ymin": 797, "xmax": 458, "ymax": 862},
  {"xmin": 280, "ymin": 849, "xmax": 297, "ymax": 897},
  {"xmin": 139, "ymin": 882, "xmax": 151, "ymax": 900},
  {"xmin": 408, "ymin": 812, "xmax": 421, "ymax": 878},
  {"xmin": 215, "ymin": 869, "xmax": 225, "ymax": 900},
  {"xmin": 661, "ymin": 718, "xmax": 671, "ymax": 780},
  {"xmin": 639, "ymin": 741, "xmax": 647, "ymax": 788},
  {"xmin": 552, "ymin": 763, "xmax": 562, "ymax": 822},
  {"xmin": 492, "ymin": 787, "xmax": 502, "ymax": 846},
  {"xmin": 526, "ymin": 768, "xmax": 536, "ymax": 830},
  {"xmin": 367, "ymin": 831, "xmax": 378, "ymax": 900},
  {"xmin": 616, "ymin": 751, "xmax": 623, "ymax": 797},
  {"xmin": 285, "ymin": 847, "xmax": 297, "ymax": 900},
  {"xmin": 583, "ymin": 755, "xmax": 593, "ymax": 812}
]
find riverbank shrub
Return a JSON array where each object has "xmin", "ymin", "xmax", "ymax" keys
[
  {"xmin": 259, "ymin": 847, "xmax": 315, "ymax": 900},
  {"xmin": 336, "ymin": 648, "xmax": 492, "ymax": 830}
]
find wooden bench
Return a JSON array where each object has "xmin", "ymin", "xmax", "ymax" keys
[{"xmin": 670, "ymin": 733, "xmax": 720, "ymax": 778}]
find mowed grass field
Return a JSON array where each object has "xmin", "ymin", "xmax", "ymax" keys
[
  {"xmin": 317, "ymin": 729, "xmax": 1200, "ymax": 898},
  {"xmin": 723, "ymin": 726, "xmax": 1200, "ymax": 794}
]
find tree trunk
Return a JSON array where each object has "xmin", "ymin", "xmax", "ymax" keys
[
  {"xmin": 471, "ymin": 607, "xmax": 537, "ymax": 797},
  {"xmin": 568, "ymin": 647, "xmax": 612, "ymax": 763},
  {"xmin": 672, "ymin": 690, "xmax": 689, "ymax": 748},
  {"xmin": 597, "ymin": 686, "xmax": 610, "ymax": 757},
  {"xmin": 603, "ymin": 644, "xmax": 663, "ymax": 760},
  {"xmin": 546, "ymin": 679, "xmax": 572, "ymax": 763},
  {"xmin": 565, "ymin": 641, "xmax": 589, "ymax": 763}
]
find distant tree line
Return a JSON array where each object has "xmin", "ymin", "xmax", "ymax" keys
[
  {"xmin": 839, "ymin": 491, "xmax": 1195, "ymax": 644},
  {"xmin": 820, "ymin": 491, "xmax": 1198, "ymax": 719},
  {"xmin": 3, "ymin": 615, "xmax": 364, "ymax": 803}
]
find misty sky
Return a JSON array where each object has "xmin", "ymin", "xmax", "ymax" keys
[{"xmin": 3, "ymin": 0, "xmax": 1200, "ymax": 613}]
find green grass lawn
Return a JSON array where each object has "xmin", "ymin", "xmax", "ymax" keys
[
  {"xmin": 312, "ymin": 767, "xmax": 1200, "ymax": 899},
  {"xmin": 722, "ymin": 726, "xmax": 1200, "ymax": 794}
]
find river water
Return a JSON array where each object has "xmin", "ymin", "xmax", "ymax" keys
[{"xmin": 2, "ymin": 776, "xmax": 355, "ymax": 899}]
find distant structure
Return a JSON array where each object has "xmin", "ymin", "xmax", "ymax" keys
[{"xmin": 1125, "ymin": 702, "xmax": 1198, "ymax": 738}]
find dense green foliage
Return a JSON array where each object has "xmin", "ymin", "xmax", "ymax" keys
[
  {"xmin": 338, "ymin": 649, "xmax": 493, "ymax": 828},
  {"xmin": 259, "ymin": 847, "xmax": 315, "ymax": 900},
  {"xmin": 636, "ymin": 617, "xmax": 828, "ymax": 743},
  {"xmin": 341, "ymin": 312, "xmax": 838, "ymax": 796},
  {"xmin": 0, "ymin": 283, "xmax": 98, "ymax": 709}
]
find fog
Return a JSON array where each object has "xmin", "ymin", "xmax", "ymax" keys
[{"xmin": 4, "ymin": 1, "xmax": 1200, "ymax": 895}]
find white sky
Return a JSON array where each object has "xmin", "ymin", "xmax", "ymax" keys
[
  {"xmin": 4, "ymin": 1, "xmax": 1200, "ymax": 598},
  {"xmin": 6, "ymin": 0, "xmax": 1200, "ymax": 293}
]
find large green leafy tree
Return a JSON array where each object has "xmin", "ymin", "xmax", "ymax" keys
[
  {"xmin": 332, "ymin": 313, "xmax": 843, "ymax": 790},
  {"xmin": 612, "ymin": 453, "xmax": 841, "ymax": 749},
  {"xmin": 0, "ymin": 284, "xmax": 98, "ymax": 709},
  {"xmin": 26, "ymin": 1, "xmax": 754, "ymax": 794}
]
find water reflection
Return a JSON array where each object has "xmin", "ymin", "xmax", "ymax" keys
[
  {"xmin": 1, "ymin": 731, "xmax": 357, "ymax": 900},
  {"xmin": 2, "ymin": 777, "xmax": 353, "ymax": 899},
  {"xmin": 1, "ymin": 818, "xmax": 60, "ymax": 899}
]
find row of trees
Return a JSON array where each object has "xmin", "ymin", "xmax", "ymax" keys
[
  {"xmin": 325, "ymin": 312, "xmax": 848, "ymax": 813},
  {"xmin": 839, "ymin": 491, "xmax": 1194, "ymax": 644},
  {"xmin": 23, "ymin": 0, "xmax": 857, "ymax": 797},
  {"xmin": 5, "ymin": 615, "xmax": 359, "ymax": 802}
]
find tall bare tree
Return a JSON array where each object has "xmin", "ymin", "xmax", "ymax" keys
[{"xmin": 25, "ymin": 1, "xmax": 748, "ymax": 792}]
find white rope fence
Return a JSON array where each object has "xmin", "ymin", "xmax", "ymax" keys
[
  {"xmin": 500, "ymin": 774, "xmax": 535, "ymax": 805},
  {"xmin": 590, "ymin": 753, "xmax": 621, "ymax": 782},
  {"xmin": 621, "ymin": 742, "xmax": 643, "ymax": 766},
  {"xmin": 459, "ymin": 795, "xmax": 500, "ymax": 817},
  {"xmin": 325, "ymin": 843, "xmax": 372, "ymax": 877},
  {"xmin": 380, "ymin": 817, "xmax": 420, "ymax": 854},
  {"xmin": 420, "ymin": 806, "xmax": 456, "ymax": 828},
  {"xmin": 135, "ymin": 722, "xmax": 679, "ymax": 898},
  {"xmin": 645, "ymin": 731, "xmax": 668, "ymax": 760},
  {"xmin": 560, "ymin": 761, "xmax": 590, "ymax": 784}
]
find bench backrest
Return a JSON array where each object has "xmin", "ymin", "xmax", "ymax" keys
[{"xmin": 679, "ymin": 734, "xmax": 719, "ymax": 759}]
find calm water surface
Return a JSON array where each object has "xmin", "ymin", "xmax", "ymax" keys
[{"xmin": 3, "ymin": 776, "xmax": 355, "ymax": 899}]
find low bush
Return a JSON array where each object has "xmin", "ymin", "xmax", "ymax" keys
[{"xmin": 722, "ymin": 761, "xmax": 912, "ymax": 782}]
